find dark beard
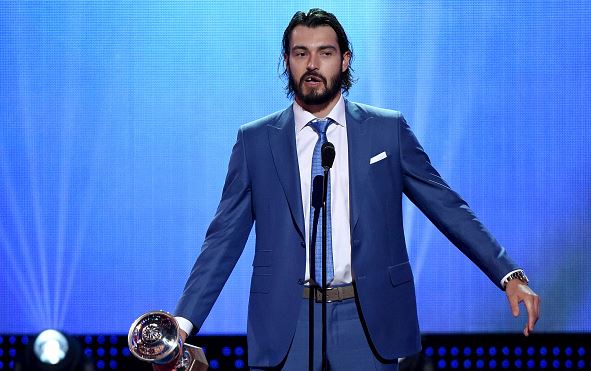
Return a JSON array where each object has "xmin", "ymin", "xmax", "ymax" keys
[{"xmin": 291, "ymin": 70, "xmax": 342, "ymax": 106}]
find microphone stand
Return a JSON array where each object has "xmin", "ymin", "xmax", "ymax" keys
[
  {"xmin": 309, "ymin": 141, "xmax": 334, "ymax": 371},
  {"xmin": 321, "ymin": 166, "xmax": 329, "ymax": 371}
]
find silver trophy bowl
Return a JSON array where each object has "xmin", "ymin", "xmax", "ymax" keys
[{"xmin": 128, "ymin": 310, "xmax": 207, "ymax": 371}]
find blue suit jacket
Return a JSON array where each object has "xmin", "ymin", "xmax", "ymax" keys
[{"xmin": 175, "ymin": 100, "xmax": 518, "ymax": 367}]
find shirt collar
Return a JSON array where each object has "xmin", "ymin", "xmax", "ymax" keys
[{"xmin": 293, "ymin": 94, "xmax": 346, "ymax": 132}]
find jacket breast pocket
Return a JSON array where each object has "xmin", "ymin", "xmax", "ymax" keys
[{"xmin": 388, "ymin": 261, "xmax": 413, "ymax": 288}]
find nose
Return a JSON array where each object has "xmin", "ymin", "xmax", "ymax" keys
[{"xmin": 306, "ymin": 53, "xmax": 319, "ymax": 70}]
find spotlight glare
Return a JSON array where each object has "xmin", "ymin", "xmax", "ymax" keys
[{"xmin": 33, "ymin": 329, "xmax": 69, "ymax": 365}]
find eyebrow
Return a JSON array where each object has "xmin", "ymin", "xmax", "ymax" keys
[{"xmin": 291, "ymin": 45, "xmax": 338, "ymax": 52}]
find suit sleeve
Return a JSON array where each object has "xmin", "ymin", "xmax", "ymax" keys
[
  {"xmin": 398, "ymin": 116, "xmax": 518, "ymax": 289},
  {"xmin": 175, "ymin": 127, "xmax": 254, "ymax": 332}
]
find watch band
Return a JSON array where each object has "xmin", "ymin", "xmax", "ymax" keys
[{"xmin": 503, "ymin": 270, "xmax": 529, "ymax": 290}]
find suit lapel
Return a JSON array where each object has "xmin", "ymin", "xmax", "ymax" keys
[
  {"xmin": 267, "ymin": 106, "xmax": 306, "ymax": 240},
  {"xmin": 346, "ymin": 100, "xmax": 373, "ymax": 233}
]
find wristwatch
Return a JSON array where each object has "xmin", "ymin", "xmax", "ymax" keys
[{"xmin": 503, "ymin": 270, "xmax": 529, "ymax": 290}]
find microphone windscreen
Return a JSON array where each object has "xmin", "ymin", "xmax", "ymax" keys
[{"xmin": 321, "ymin": 142, "xmax": 336, "ymax": 169}]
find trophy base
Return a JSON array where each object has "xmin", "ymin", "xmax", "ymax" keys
[{"xmin": 152, "ymin": 344, "xmax": 208, "ymax": 371}]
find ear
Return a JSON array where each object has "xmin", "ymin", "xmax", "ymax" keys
[
  {"xmin": 341, "ymin": 50, "xmax": 351, "ymax": 72},
  {"xmin": 284, "ymin": 53, "xmax": 290, "ymax": 71}
]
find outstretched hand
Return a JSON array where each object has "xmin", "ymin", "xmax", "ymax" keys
[{"xmin": 505, "ymin": 280, "xmax": 540, "ymax": 336}]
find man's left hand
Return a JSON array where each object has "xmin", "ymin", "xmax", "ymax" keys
[{"xmin": 505, "ymin": 280, "xmax": 540, "ymax": 336}]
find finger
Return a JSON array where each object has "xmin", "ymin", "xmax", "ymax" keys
[
  {"xmin": 523, "ymin": 296, "xmax": 537, "ymax": 332},
  {"xmin": 508, "ymin": 294, "xmax": 520, "ymax": 317},
  {"xmin": 523, "ymin": 296, "xmax": 538, "ymax": 332},
  {"xmin": 530, "ymin": 296, "xmax": 541, "ymax": 330},
  {"xmin": 525, "ymin": 295, "xmax": 541, "ymax": 333},
  {"xmin": 523, "ymin": 326, "xmax": 529, "ymax": 337}
]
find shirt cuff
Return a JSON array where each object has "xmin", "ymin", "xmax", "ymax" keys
[
  {"xmin": 175, "ymin": 316, "xmax": 194, "ymax": 336},
  {"xmin": 500, "ymin": 269, "xmax": 524, "ymax": 288}
]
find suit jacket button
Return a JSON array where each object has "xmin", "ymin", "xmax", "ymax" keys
[
  {"xmin": 297, "ymin": 278, "xmax": 304, "ymax": 285},
  {"xmin": 300, "ymin": 241, "xmax": 305, "ymax": 248}
]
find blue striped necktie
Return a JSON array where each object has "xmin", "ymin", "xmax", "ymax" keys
[{"xmin": 308, "ymin": 118, "xmax": 334, "ymax": 286}]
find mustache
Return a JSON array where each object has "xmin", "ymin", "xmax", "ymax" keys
[{"xmin": 300, "ymin": 72, "xmax": 327, "ymax": 85}]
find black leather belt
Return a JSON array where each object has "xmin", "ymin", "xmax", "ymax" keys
[{"xmin": 303, "ymin": 285, "xmax": 355, "ymax": 303}]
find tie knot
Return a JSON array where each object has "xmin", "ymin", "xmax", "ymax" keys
[{"xmin": 309, "ymin": 118, "xmax": 332, "ymax": 135}]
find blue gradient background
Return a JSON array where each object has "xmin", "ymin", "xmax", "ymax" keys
[{"xmin": 0, "ymin": 1, "xmax": 589, "ymax": 335}]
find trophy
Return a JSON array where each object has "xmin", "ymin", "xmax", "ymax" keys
[{"xmin": 128, "ymin": 311, "xmax": 208, "ymax": 371}]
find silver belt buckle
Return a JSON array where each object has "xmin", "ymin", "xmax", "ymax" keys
[{"xmin": 324, "ymin": 287, "xmax": 340, "ymax": 303}]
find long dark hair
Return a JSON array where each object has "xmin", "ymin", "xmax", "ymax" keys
[{"xmin": 281, "ymin": 8, "xmax": 355, "ymax": 98}]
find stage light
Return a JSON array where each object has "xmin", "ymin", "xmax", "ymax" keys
[
  {"xmin": 514, "ymin": 359, "xmax": 523, "ymax": 368},
  {"xmin": 489, "ymin": 346, "xmax": 497, "ymax": 356},
  {"xmin": 540, "ymin": 359, "xmax": 548, "ymax": 368},
  {"xmin": 527, "ymin": 346, "xmax": 535, "ymax": 356},
  {"xmin": 23, "ymin": 330, "xmax": 89, "ymax": 371},
  {"xmin": 34, "ymin": 330, "xmax": 68, "ymax": 365},
  {"xmin": 234, "ymin": 359, "xmax": 245, "ymax": 368},
  {"xmin": 502, "ymin": 346, "xmax": 510, "ymax": 356},
  {"xmin": 463, "ymin": 346, "xmax": 471, "ymax": 356},
  {"xmin": 540, "ymin": 346, "xmax": 548, "ymax": 356}
]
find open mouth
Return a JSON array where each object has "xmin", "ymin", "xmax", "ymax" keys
[
  {"xmin": 302, "ymin": 74, "xmax": 324, "ymax": 85},
  {"xmin": 304, "ymin": 76, "xmax": 322, "ymax": 82}
]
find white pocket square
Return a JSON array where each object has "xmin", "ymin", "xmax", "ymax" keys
[{"xmin": 369, "ymin": 151, "xmax": 387, "ymax": 164}]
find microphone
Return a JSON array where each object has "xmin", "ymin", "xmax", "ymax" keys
[{"xmin": 321, "ymin": 142, "xmax": 335, "ymax": 170}]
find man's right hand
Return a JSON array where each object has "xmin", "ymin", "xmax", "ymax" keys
[{"xmin": 180, "ymin": 329, "xmax": 188, "ymax": 344}]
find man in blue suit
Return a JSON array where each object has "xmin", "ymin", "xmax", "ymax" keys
[{"xmin": 174, "ymin": 8, "xmax": 540, "ymax": 370}]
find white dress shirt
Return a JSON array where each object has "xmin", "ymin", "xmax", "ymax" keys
[{"xmin": 293, "ymin": 95, "xmax": 352, "ymax": 286}]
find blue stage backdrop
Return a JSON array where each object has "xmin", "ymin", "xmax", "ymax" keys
[{"xmin": 0, "ymin": 1, "xmax": 589, "ymax": 335}]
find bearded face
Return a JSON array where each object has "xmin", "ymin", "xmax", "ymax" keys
[
  {"xmin": 285, "ymin": 26, "xmax": 350, "ymax": 108},
  {"xmin": 289, "ymin": 68, "xmax": 343, "ymax": 106}
]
